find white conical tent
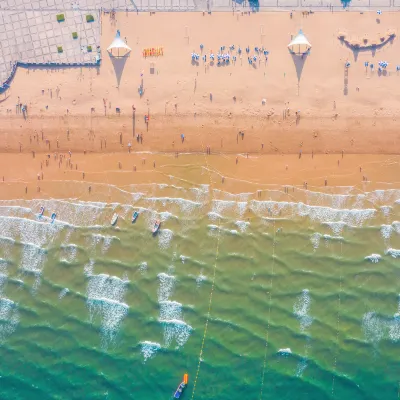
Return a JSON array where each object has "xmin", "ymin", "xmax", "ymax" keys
[
  {"xmin": 288, "ymin": 29, "xmax": 311, "ymax": 55},
  {"xmin": 107, "ymin": 30, "xmax": 131, "ymax": 57}
]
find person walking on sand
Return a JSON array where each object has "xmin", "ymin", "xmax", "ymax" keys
[{"xmin": 236, "ymin": 156, "xmax": 238, "ymax": 164}]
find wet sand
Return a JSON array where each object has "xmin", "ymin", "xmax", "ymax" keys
[{"xmin": 0, "ymin": 152, "xmax": 399, "ymax": 202}]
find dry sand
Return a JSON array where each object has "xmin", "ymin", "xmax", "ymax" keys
[{"xmin": 0, "ymin": 11, "xmax": 399, "ymax": 199}]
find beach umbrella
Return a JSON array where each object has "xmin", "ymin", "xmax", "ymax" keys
[
  {"xmin": 233, "ymin": 55, "xmax": 237, "ymax": 61},
  {"xmin": 107, "ymin": 30, "xmax": 131, "ymax": 57},
  {"xmin": 200, "ymin": 44, "xmax": 204, "ymax": 49},
  {"xmin": 364, "ymin": 61, "xmax": 369, "ymax": 67},
  {"xmin": 287, "ymin": 29, "xmax": 312, "ymax": 55},
  {"xmin": 370, "ymin": 63, "xmax": 374, "ymax": 69},
  {"xmin": 345, "ymin": 61, "xmax": 351, "ymax": 68},
  {"xmin": 238, "ymin": 47, "xmax": 242, "ymax": 54},
  {"xmin": 396, "ymin": 65, "xmax": 400, "ymax": 71},
  {"xmin": 377, "ymin": 9, "xmax": 382, "ymax": 14},
  {"xmin": 246, "ymin": 47, "xmax": 250, "ymax": 53},
  {"xmin": 253, "ymin": 55, "xmax": 257, "ymax": 61}
]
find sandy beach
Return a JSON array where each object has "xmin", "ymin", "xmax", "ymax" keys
[{"xmin": 1, "ymin": 11, "xmax": 400, "ymax": 197}]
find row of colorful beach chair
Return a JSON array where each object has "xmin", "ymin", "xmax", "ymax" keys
[{"xmin": 143, "ymin": 47, "xmax": 164, "ymax": 57}]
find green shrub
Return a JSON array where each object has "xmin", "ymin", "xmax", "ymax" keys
[
  {"xmin": 72, "ymin": 32, "xmax": 78, "ymax": 39},
  {"xmin": 87, "ymin": 45, "xmax": 92, "ymax": 52},
  {"xmin": 86, "ymin": 14, "xmax": 94, "ymax": 23},
  {"xmin": 57, "ymin": 46, "xmax": 63, "ymax": 53},
  {"xmin": 56, "ymin": 14, "xmax": 65, "ymax": 22}
]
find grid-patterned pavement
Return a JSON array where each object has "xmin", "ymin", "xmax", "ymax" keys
[{"xmin": 0, "ymin": 0, "xmax": 398, "ymax": 87}]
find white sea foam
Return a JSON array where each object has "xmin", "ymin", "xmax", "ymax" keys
[
  {"xmin": 363, "ymin": 304, "xmax": 400, "ymax": 344},
  {"xmin": 380, "ymin": 206, "xmax": 392, "ymax": 218},
  {"xmin": 296, "ymin": 357, "xmax": 308, "ymax": 377},
  {"xmin": 0, "ymin": 216, "xmax": 63, "ymax": 247},
  {"xmin": 249, "ymin": 201, "xmax": 375, "ymax": 226},
  {"xmin": 86, "ymin": 273, "xmax": 129, "ymax": 346},
  {"xmin": 157, "ymin": 273, "xmax": 175, "ymax": 302},
  {"xmin": 277, "ymin": 348, "xmax": 292, "ymax": 355},
  {"xmin": 0, "ymin": 237, "xmax": 14, "ymax": 260},
  {"xmin": 0, "ymin": 205, "xmax": 32, "ymax": 218},
  {"xmin": 159, "ymin": 300, "xmax": 183, "ymax": 321},
  {"xmin": 365, "ymin": 254, "xmax": 382, "ymax": 263},
  {"xmin": 146, "ymin": 197, "xmax": 201, "ymax": 214},
  {"xmin": 33, "ymin": 199, "xmax": 107, "ymax": 227},
  {"xmin": 392, "ymin": 221, "xmax": 400, "ymax": 234},
  {"xmin": 196, "ymin": 272, "xmax": 207, "ymax": 287},
  {"xmin": 139, "ymin": 261, "xmax": 148, "ymax": 274},
  {"xmin": 211, "ymin": 200, "xmax": 236, "ymax": 215},
  {"xmin": 19, "ymin": 243, "xmax": 47, "ymax": 292},
  {"xmin": 207, "ymin": 224, "xmax": 220, "ymax": 238},
  {"xmin": 235, "ymin": 220, "xmax": 250, "ymax": 233},
  {"xmin": 362, "ymin": 312, "xmax": 386, "ymax": 345},
  {"xmin": 159, "ymin": 211, "xmax": 174, "ymax": 222},
  {"xmin": 386, "ymin": 248, "xmax": 400, "ymax": 258},
  {"xmin": 324, "ymin": 221, "xmax": 346, "ymax": 236},
  {"xmin": 207, "ymin": 212, "xmax": 222, "ymax": 222},
  {"xmin": 59, "ymin": 288, "xmax": 70, "ymax": 299},
  {"xmin": 0, "ymin": 297, "xmax": 19, "ymax": 342},
  {"xmin": 293, "ymin": 289, "xmax": 313, "ymax": 332},
  {"xmin": 157, "ymin": 276, "xmax": 192, "ymax": 347},
  {"xmin": 0, "ymin": 259, "xmax": 9, "ymax": 274},
  {"xmin": 380, "ymin": 225, "xmax": 393, "ymax": 241},
  {"xmin": 60, "ymin": 244, "xmax": 78, "ymax": 263},
  {"xmin": 310, "ymin": 233, "xmax": 321, "ymax": 249},
  {"xmin": 160, "ymin": 318, "xmax": 193, "ymax": 348},
  {"xmin": 90, "ymin": 234, "xmax": 119, "ymax": 255},
  {"xmin": 84, "ymin": 259, "xmax": 95, "ymax": 276},
  {"xmin": 158, "ymin": 229, "xmax": 173, "ymax": 250},
  {"xmin": 140, "ymin": 341, "xmax": 161, "ymax": 362}
]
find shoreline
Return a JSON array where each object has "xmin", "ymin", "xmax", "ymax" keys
[{"xmin": 0, "ymin": 152, "xmax": 399, "ymax": 202}]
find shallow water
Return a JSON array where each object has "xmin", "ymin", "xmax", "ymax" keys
[{"xmin": 0, "ymin": 184, "xmax": 399, "ymax": 399}]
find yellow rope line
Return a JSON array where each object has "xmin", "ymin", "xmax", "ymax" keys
[
  {"xmin": 331, "ymin": 239, "xmax": 343, "ymax": 396},
  {"xmin": 190, "ymin": 132, "xmax": 222, "ymax": 400},
  {"xmin": 259, "ymin": 220, "xmax": 276, "ymax": 400}
]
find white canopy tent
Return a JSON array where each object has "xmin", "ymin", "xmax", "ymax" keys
[
  {"xmin": 107, "ymin": 30, "xmax": 131, "ymax": 57},
  {"xmin": 288, "ymin": 29, "xmax": 311, "ymax": 55}
]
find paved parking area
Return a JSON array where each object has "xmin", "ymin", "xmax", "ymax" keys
[{"xmin": 0, "ymin": 0, "xmax": 398, "ymax": 87}]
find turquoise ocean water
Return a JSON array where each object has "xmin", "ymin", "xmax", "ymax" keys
[{"xmin": 0, "ymin": 183, "xmax": 399, "ymax": 399}]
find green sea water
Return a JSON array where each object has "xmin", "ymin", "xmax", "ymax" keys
[{"xmin": 0, "ymin": 184, "xmax": 399, "ymax": 400}]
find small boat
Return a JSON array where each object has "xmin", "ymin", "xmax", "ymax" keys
[
  {"xmin": 51, "ymin": 212, "xmax": 57, "ymax": 223},
  {"xmin": 152, "ymin": 219, "xmax": 161, "ymax": 234},
  {"xmin": 111, "ymin": 213, "xmax": 118, "ymax": 226},
  {"xmin": 174, "ymin": 374, "xmax": 188, "ymax": 399},
  {"xmin": 39, "ymin": 206, "xmax": 45, "ymax": 217},
  {"xmin": 132, "ymin": 211, "xmax": 139, "ymax": 223}
]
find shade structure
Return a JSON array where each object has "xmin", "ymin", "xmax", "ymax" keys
[
  {"xmin": 107, "ymin": 30, "xmax": 131, "ymax": 57},
  {"xmin": 288, "ymin": 29, "xmax": 312, "ymax": 55}
]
